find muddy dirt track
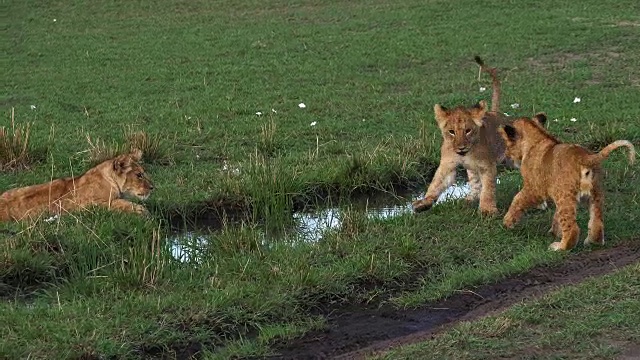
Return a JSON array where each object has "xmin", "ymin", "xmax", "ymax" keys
[{"xmin": 269, "ymin": 240, "xmax": 640, "ymax": 360}]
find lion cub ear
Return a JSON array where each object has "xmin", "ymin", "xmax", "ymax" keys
[
  {"xmin": 433, "ymin": 104, "xmax": 449, "ymax": 128},
  {"xmin": 113, "ymin": 153, "xmax": 134, "ymax": 173},
  {"xmin": 471, "ymin": 100, "xmax": 488, "ymax": 127},
  {"xmin": 501, "ymin": 124, "xmax": 518, "ymax": 142},
  {"xmin": 532, "ymin": 113, "xmax": 547, "ymax": 127}
]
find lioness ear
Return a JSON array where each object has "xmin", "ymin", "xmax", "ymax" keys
[
  {"xmin": 434, "ymin": 104, "xmax": 449, "ymax": 128},
  {"xmin": 130, "ymin": 148, "xmax": 143, "ymax": 162},
  {"xmin": 502, "ymin": 124, "xmax": 518, "ymax": 141},
  {"xmin": 533, "ymin": 113, "xmax": 547, "ymax": 127}
]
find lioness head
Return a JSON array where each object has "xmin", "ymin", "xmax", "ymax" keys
[
  {"xmin": 499, "ymin": 113, "xmax": 547, "ymax": 168},
  {"xmin": 434, "ymin": 100, "xmax": 487, "ymax": 156},
  {"xmin": 112, "ymin": 149, "xmax": 154, "ymax": 200}
]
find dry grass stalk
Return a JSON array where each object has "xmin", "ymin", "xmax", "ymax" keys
[
  {"xmin": 85, "ymin": 134, "xmax": 123, "ymax": 165},
  {"xmin": 123, "ymin": 126, "xmax": 167, "ymax": 163},
  {"xmin": 0, "ymin": 108, "xmax": 33, "ymax": 172}
]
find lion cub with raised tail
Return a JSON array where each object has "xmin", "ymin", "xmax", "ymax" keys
[
  {"xmin": 500, "ymin": 114, "xmax": 635, "ymax": 251},
  {"xmin": 412, "ymin": 56, "xmax": 507, "ymax": 215},
  {"xmin": 0, "ymin": 150, "xmax": 154, "ymax": 222}
]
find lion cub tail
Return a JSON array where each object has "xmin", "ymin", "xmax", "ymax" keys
[
  {"xmin": 474, "ymin": 56, "xmax": 501, "ymax": 113},
  {"xmin": 589, "ymin": 140, "xmax": 636, "ymax": 166}
]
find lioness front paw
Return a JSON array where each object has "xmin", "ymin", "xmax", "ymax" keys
[{"xmin": 412, "ymin": 198, "xmax": 434, "ymax": 213}]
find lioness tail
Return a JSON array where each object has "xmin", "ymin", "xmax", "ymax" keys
[
  {"xmin": 588, "ymin": 140, "xmax": 636, "ymax": 166},
  {"xmin": 474, "ymin": 56, "xmax": 501, "ymax": 113}
]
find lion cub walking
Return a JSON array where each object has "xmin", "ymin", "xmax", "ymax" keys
[
  {"xmin": 0, "ymin": 150, "xmax": 154, "ymax": 222},
  {"xmin": 499, "ymin": 115, "xmax": 635, "ymax": 251},
  {"xmin": 412, "ymin": 57, "xmax": 507, "ymax": 215}
]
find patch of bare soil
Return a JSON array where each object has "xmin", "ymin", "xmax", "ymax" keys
[
  {"xmin": 618, "ymin": 342, "xmax": 640, "ymax": 360},
  {"xmin": 269, "ymin": 240, "xmax": 640, "ymax": 360}
]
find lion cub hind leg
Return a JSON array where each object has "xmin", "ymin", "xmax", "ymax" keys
[
  {"xmin": 549, "ymin": 209, "xmax": 562, "ymax": 238},
  {"xmin": 549, "ymin": 198, "xmax": 580, "ymax": 251},
  {"xmin": 478, "ymin": 165, "xmax": 498, "ymax": 215},
  {"xmin": 584, "ymin": 188, "xmax": 605, "ymax": 246},
  {"xmin": 413, "ymin": 161, "xmax": 457, "ymax": 213}
]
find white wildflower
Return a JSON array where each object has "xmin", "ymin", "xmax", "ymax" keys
[
  {"xmin": 298, "ymin": 103, "xmax": 306, "ymax": 109},
  {"xmin": 30, "ymin": 105, "xmax": 36, "ymax": 110},
  {"xmin": 510, "ymin": 103, "xmax": 520, "ymax": 109},
  {"xmin": 553, "ymin": 118, "xmax": 559, "ymax": 122},
  {"xmin": 479, "ymin": 86, "xmax": 486, "ymax": 92},
  {"xmin": 53, "ymin": 19, "xmax": 57, "ymax": 22},
  {"xmin": 256, "ymin": 111, "xmax": 262, "ymax": 116},
  {"xmin": 570, "ymin": 117, "xmax": 577, "ymax": 122},
  {"xmin": 573, "ymin": 97, "xmax": 581, "ymax": 103},
  {"xmin": 310, "ymin": 121, "xmax": 317, "ymax": 127},
  {"xmin": 271, "ymin": 108, "xmax": 277, "ymax": 113}
]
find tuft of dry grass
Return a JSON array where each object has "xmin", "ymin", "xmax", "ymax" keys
[
  {"xmin": 85, "ymin": 126, "xmax": 171, "ymax": 165},
  {"xmin": 124, "ymin": 126, "xmax": 170, "ymax": 164},
  {"xmin": 85, "ymin": 134, "xmax": 123, "ymax": 165},
  {"xmin": 0, "ymin": 108, "xmax": 33, "ymax": 172}
]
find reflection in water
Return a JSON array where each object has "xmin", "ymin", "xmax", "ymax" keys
[
  {"xmin": 293, "ymin": 208, "xmax": 342, "ymax": 242},
  {"xmin": 168, "ymin": 182, "xmax": 479, "ymax": 262},
  {"xmin": 170, "ymin": 232, "xmax": 208, "ymax": 263},
  {"xmin": 291, "ymin": 182, "xmax": 472, "ymax": 242}
]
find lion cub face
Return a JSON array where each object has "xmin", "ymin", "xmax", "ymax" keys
[
  {"xmin": 113, "ymin": 150, "xmax": 154, "ymax": 200},
  {"xmin": 434, "ymin": 100, "xmax": 487, "ymax": 155}
]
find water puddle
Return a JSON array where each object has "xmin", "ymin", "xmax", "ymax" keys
[
  {"xmin": 168, "ymin": 182, "xmax": 476, "ymax": 262},
  {"xmin": 170, "ymin": 232, "xmax": 209, "ymax": 264}
]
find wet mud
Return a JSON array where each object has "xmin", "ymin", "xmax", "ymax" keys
[{"xmin": 269, "ymin": 240, "xmax": 640, "ymax": 360}]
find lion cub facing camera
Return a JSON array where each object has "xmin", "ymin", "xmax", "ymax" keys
[
  {"xmin": 499, "ymin": 114, "xmax": 635, "ymax": 251},
  {"xmin": 412, "ymin": 56, "xmax": 508, "ymax": 215}
]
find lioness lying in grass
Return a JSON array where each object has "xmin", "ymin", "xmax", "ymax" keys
[{"xmin": 0, "ymin": 150, "xmax": 154, "ymax": 222}]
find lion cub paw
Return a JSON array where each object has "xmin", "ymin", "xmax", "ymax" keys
[
  {"xmin": 480, "ymin": 206, "xmax": 499, "ymax": 216},
  {"xmin": 503, "ymin": 215, "xmax": 516, "ymax": 229},
  {"xmin": 549, "ymin": 242, "xmax": 565, "ymax": 251},
  {"xmin": 583, "ymin": 237, "xmax": 604, "ymax": 246},
  {"xmin": 412, "ymin": 198, "xmax": 434, "ymax": 213},
  {"xmin": 132, "ymin": 204, "xmax": 150, "ymax": 216}
]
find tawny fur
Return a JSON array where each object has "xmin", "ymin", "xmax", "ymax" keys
[
  {"xmin": 412, "ymin": 56, "xmax": 509, "ymax": 215},
  {"xmin": 500, "ymin": 115, "xmax": 635, "ymax": 251},
  {"xmin": 0, "ymin": 150, "xmax": 154, "ymax": 222}
]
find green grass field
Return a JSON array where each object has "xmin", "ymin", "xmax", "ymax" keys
[{"xmin": 2, "ymin": 0, "xmax": 640, "ymax": 358}]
